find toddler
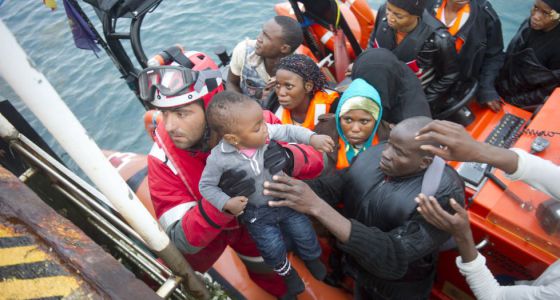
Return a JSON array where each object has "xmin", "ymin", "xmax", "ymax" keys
[{"xmin": 200, "ymin": 91, "xmax": 333, "ymax": 297}]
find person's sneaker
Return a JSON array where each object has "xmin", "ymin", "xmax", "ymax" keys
[
  {"xmin": 304, "ymin": 258, "xmax": 327, "ymax": 281},
  {"xmin": 282, "ymin": 269, "xmax": 305, "ymax": 297}
]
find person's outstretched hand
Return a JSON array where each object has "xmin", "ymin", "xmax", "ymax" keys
[
  {"xmin": 485, "ymin": 99, "xmax": 503, "ymax": 112},
  {"xmin": 415, "ymin": 194, "xmax": 470, "ymax": 238},
  {"xmin": 416, "ymin": 194, "xmax": 479, "ymax": 262},
  {"xmin": 310, "ymin": 134, "xmax": 335, "ymax": 153},
  {"xmin": 415, "ymin": 120, "xmax": 483, "ymax": 162},
  {"xmin": 218, "ymin": 169, "xmax": 255, "ymax": 197},
  {"xmin": 264, "ymin": 140, "xmax": 293, "ymax": 175},
  {"xmin": 264, "ymin": 175, "xmax": 322, "ymax": 215}
]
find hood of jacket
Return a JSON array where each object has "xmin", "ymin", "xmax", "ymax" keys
[{"xmin": 352, "ymin": 48, "xmax": 430, "ymax": 123}]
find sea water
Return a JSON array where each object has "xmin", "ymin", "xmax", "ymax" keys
[{"xmin": 0, "ymin": 0, "xmax": 533, "ymax": 173}]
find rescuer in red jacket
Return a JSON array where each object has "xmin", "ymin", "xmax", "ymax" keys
[{"xmin": 139, "ymin": 50, "xmax": 324, "ymax": 297}]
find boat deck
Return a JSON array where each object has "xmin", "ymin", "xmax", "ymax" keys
[
  {"xmin": 0, "ymin": 219, "xmax": 95, "ymax": 299},
  {"xmin": 0, "ymin": 166, "xmax": 160, "ymax": 300}
]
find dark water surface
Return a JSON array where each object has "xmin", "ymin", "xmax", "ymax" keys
[{"xmin": 0, "ymin": 0, "xmax": 532, "ymax": 172}]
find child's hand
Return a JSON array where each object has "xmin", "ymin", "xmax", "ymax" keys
[
  {"xmin": 310, "ymin": 134, "xmax": 335, "ymax": 153},
  {"xmin": 223, "ymin": 196, "xmax": 248, "ymax": 216}
]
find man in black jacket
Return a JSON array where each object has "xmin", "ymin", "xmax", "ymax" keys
[
  {"xmin": 369, "ymin": 0, "xmax": 460, "ymax": 117},
  {"xmin": 265, "ymin": 116, "xmax": 465, "ymax": 299},
  {"xmin": 496, "ymin": 0, "xmax": 560, "ymax": 108},
  {"xmin": 429, "ymin": 0, "xmax": 505, "ymax": 112}
]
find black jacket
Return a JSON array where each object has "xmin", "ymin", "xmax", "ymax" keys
[
  {"xmin": 496, "ymin": 19, "xmax": 560, "ymax": 107},
  {"xmin": 370, "ymin": 5, "xmax": 459, "ymax": 115},
  {"xmin": 351, "ymin": 48, "xmax": 432, "ymax": 124},
  {"xmin": 429, "ymin": 0, "xmax": 504, "ymax": 103},
  {"xmin": 307, "ymin": 143, "xmax": 465, "ymax": 299}
]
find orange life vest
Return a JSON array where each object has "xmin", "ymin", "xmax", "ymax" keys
[
  {"xmin": 436, "ymin": 0, "xmax": 470, "ymax": 52},
  {"xmin": 295, "ymin": 45, "xmax": 318, "ymax": 62},
  {"xmin": 273, "ymin": 0, "xmax": 375, "ymax": 55},
  {"xmin": 336, "ymin": 134, "xmax": 379, "ymax": 170},
  {"xmin": 143, "ymin": 110, "xmax": 162, "ymax": 141},
  {"xmin": 277, "ymin": 89, "xmax": 339, "ymax": 130}
]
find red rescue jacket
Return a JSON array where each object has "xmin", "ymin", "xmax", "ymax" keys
[{"xmin": 147, "ymin": 110, "xmax": 323, "ymax": 271}]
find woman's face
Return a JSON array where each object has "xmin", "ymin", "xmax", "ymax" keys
[
  {"xmin": 530, "ymin": 0, "xmax": 560, "ymax": 32},
  {"xmin": 340, "ymin": 109, "xmax": 376, "ymax": 146},
  {"xmin": 385, "ymin": 2, "xmax": 418, "ymax": 33},
  {"xmin": 275, "ymin": 69, "xmax": 312, "ymax": 111}
]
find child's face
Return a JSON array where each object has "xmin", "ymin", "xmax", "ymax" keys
[{"xmin": 232, "ymin": 101, "xmax": 268, "ymax": 149}]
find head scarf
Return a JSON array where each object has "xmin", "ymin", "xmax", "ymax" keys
[
  {"xmin": 335, "ymin": 79, "xmax": 383, "ymax": 163},
  {"xmin": 277, "ymin": 54, "xmax": 326, "ymax": 94},
  {"xmin": 339, "ymin": 96, "xmax": 381, "ymax": 121}
]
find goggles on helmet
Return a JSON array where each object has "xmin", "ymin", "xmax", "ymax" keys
[{"xmin": 138, "ymin": 66, "xmax": 199, "ymax": 101}]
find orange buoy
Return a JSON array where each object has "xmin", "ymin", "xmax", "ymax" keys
[{"xmin": 274, "ymin": 1, "xmax": 367, "ymax": 59}]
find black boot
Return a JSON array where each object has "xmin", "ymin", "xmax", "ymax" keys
[
  {"xmin": 304, "ymin": 258, "xmax": 327, "ymax": 281},
  {"xmin": 282, "ymin": 268, "xmax": 305, "ymax": 298}
]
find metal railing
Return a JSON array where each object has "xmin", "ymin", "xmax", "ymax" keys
[{"xmin": 3, "ymin": 127, "xmax": 191, "ymax": 299}]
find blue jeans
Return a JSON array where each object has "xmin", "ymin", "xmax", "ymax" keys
[{"xmin": 241, "ymin": 205, "xmax": 321, "ymax": 270}]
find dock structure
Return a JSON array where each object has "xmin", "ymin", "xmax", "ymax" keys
[{"xmin": 0, "ymin": 166, "xmax": 160, "ymax": 300}]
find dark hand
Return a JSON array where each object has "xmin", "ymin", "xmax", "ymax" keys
[
  {"xmin": 485, "ymin": 99, "xmax": 502, "ymax": 112},
  {"xmin": 264, "ymin": 140, "xmax": 294, "ymax": 175},
  {"xmin": 264, "ymin": 175, "xmax": 323, "ymax": 215},
  {"xmin": 416, "ymin": 194, "xmax": 478, "ymax": 263},
  {"xmin": 415, "ymin": 194, "xmax": 471, "ymax": 239},
  {"xmin": 218, "ymin": 169, "xmax": 255, "ymax": 197},
  {"xmin": 415, "ymin": 120, "xmax": 484, "ymax": 162}
]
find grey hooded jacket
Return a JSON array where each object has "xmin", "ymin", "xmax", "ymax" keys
[{"xmin": 199, "ymin": 123, "xmax": 314, "ymax": 210}]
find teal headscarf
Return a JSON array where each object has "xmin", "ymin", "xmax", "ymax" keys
[{"xmin": 335, "ymin": 78, "xmax": 383, "ymax": 163}]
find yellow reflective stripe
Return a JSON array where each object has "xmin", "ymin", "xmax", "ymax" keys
[
  {"xmin": 0, "ymin": 224, "xmax": 21, "ymax": 237},
  {"xmin": 0, "ymin": 276, "xmax": 81, "ymax": 299},
  {"xmin": 0, "ymin": 245, "xmax": 50, "ymax": 267}
]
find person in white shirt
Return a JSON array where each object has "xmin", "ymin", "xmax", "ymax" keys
[
  {"xmin": 415, "ymin": 119, "xmax": 560, "ymax": 300},
  {"xmin": 227, "ymin": 16, "xmax": 303, "ymax": 107}
]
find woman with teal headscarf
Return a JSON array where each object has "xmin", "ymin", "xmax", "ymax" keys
[{"xmin": 315, "ymin": 78, "xmax": 383, "ymax": 172}]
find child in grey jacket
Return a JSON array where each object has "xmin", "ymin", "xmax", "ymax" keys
[{"xmin": 200, "ymin": 91, "xmax": 333, "ymax": 297}]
